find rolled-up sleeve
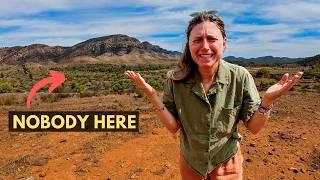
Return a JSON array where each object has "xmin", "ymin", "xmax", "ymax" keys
[
  {"xmin": 240, "ymin": 71, "xmax": 261, "ymax": 122},
  {"xmin": 162, "ymin": 78, "xmax": 179, "ymax": 120}
]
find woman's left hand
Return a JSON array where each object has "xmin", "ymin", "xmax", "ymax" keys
[{"xmin": 263, "ymin": 72, "xmax": 303, "ymax": 106}]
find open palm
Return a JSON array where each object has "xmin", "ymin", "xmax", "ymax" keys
[
  {"xmin": 264, "ymin": 72, "xmax": 303, "ymax": 101},
  {"xmin": 125, "ymin": 70, "xmax": 155, "ymax": 96}
]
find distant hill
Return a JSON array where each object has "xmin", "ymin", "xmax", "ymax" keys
[
  {"xmin": 224, "ymin": 56, "xmax": 304, "ymax": 64},
  {"xmin": 0, "ymin": 35, "xmax": 318, "ymax": 65},
  {"xmin": 296, "ymin": 54, "xmax": 320, "ymax": 65},
  {"xmin": 0, "ymin": 34, "xmax": 181, "ymax": 65}
]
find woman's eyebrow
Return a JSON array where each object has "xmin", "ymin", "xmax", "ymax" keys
[{"xmin": 191, "ymin": 34, "xmax": 218, "ymax": 39}]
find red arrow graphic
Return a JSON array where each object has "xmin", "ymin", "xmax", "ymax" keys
[{"xmin": 26, "ymin": 70, "xmax": 65, "ymax": 109}]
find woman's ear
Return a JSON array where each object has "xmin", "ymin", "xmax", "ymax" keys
[{"xmin": 223, "ymin": 38, "xmax": 227, "ymax": 51}]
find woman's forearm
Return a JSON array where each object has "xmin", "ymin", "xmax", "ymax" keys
[
  {"xmin": 244, "ymin": 111, "xmax": 268, "ymax": 134},
  {"xmin": 244, "ymin": 98, "xmax": 273, "ymax": 134},
  {"xmin": 147, "ymin": 91, "xmax": 181, "ymax": 134}
]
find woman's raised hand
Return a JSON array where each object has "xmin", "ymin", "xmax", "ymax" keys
[
  {"xmin": 263, "ymin": 72, "xmax": 303, "ymax": 105},
  {"xmin": 125, "ymin": 70, "xmax": 156, "ymax": 97}
]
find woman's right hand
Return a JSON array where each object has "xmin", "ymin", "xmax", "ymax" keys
[
  {"xmin": 125, "ymin": 70, "xmax": 155, "ymax": 97},
  {"xmin": 125, "ymin": 71, "xmax": 181, "ymax": 134}
]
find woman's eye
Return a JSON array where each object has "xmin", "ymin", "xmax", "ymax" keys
[{"xmin": 207, "ymin": 38, "xmax": 216, "ymax": 42}]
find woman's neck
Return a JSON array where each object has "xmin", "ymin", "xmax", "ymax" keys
[{"xmin": 198, "ymin": 61, "xmax": 219, "ymax": 84}]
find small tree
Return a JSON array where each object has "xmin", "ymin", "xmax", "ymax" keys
[{"xmin": 256, "ymin": 68, "xmax": 270, "ymax": 78}]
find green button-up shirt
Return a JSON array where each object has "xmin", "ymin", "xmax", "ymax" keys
[{"xmin": 163, "ymin": 59, "xmax": 261, "ymax": 176}]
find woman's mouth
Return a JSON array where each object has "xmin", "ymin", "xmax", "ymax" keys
[{"xmin": 199, "ymin": 54, "xmax": 214, "ymax": 58}]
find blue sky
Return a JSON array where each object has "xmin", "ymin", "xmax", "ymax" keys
[{"xmin": 0, "ymin": 0, "xmax": 320, "ymax": 58}]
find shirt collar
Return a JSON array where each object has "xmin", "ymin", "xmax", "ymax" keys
[{"xmin": 185, "ymin": 59, "xmax": 229, "ymax": 85}]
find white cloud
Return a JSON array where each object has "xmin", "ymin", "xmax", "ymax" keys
[
  {"xmin": 259, "ymin": 0, "xmax": 320, "ymax": 22},
  {"xmin": 226, "ymin": 38, "xmax": 320, "ymax": 58},
  {"xmin": 0, "ymin": 0, "xmax": 319, "ymax": 57}
]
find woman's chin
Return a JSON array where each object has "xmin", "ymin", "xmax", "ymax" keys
[{"xmin": 197, "ymin": 59, "xmax": 219, "ymax": 68}]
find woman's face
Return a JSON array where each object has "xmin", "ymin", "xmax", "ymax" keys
[{"xmin": 188, "ymin": 21, "xmax": 226, "ymax": 69}]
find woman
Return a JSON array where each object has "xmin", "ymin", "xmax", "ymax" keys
[{"xmin": 125, "ymin": 11, "xmax": 303, "ymax": 180}]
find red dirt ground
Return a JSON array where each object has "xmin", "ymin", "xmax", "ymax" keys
[{"xmin": 0, "ymin": 92, "xmax": 319, "ymax": 179}]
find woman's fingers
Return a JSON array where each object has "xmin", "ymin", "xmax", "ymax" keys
[
  {"xmin": 280, "ymin": 71, "xmax": 303, "ymax": 94},
  {"xmin": 293, "ymin": 72, "xmax": 303, "ymax": 83},
  {"xmin": 125, "ymin": 71, "xmax": 141, "ymax": 83},
  {"xmin": 278, "ymin": 73, "xmax": 289, "ymax": 85},
  {"xmin": 125, "ymin": 70, "xmax": 148, "ymax": 89},
  {"xmin": 137, "ymin": 73, "xmax": 147, "ymax": 84},
  {"xmin": 286, "ymin": 71, "xmax": 303, "ymax": 86}
]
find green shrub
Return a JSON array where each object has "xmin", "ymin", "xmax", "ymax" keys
[
  {"xmin": 0, "ymin": 82, "xmax": 16, "ymax": 93},
  {"xmin": 71, "ymin": 82, "xmax": 86, "ymax": 93},
  {"xmin": 111, "ymin": 79, "xmax": 132, "ymax": 92},
  {"xmin": 302, "ymin": 85, "xmax": 311, "ymax": 89},
  {"xmin": 0, "ymin": 93, "xmax": 27, "ymax": 106},
  {"xmin": 255, "ymin": 68, "xmax": 271, "ymax": 78},
  {"xmin": 313, "ymin": 84, "xmax": 320, "ymax": 92},
  {"xmin": 258, "ymin": 79, "xmax": 277, "ymax": 91}
]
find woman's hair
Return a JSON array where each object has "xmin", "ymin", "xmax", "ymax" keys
[{"xmin": 168, "ymin": 11, "xmax": 226, "ymax": 80}]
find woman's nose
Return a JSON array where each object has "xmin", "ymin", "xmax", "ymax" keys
[{"xmin": 201, "ymin": 39, "xmax": 210, "ymax": 50}]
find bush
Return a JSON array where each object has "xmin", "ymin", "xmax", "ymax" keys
[
  {"xmin": 0, "ymin": 93, "xmax": 27, "ymax": 106},
  {"xmin": 111, "ymin": 79, "xmax": 132, "ymax": 92},
  {"xmin": 0, "ymin": 82, "xmax": 16, "ymax": 93},
  {"xmin": 302, "ymin": 85, "xmax": 311, "ymax": 90},
  {"xmin": 255, "ymin": 68, "xmax": 271, "ymax": 78},
  {"xmin": 313, "ymin": 84, "xmax": 320, "ymax": 92},
  {"xmin": 71, "ymin": 82, "xmax": 86, "ymax": 93},
  {"xmin": 80, "ymin": 91, "xmax": 97, "ymax": 98},
  {"xmin": 258, "ymin": 79, "xmax": 277, "ymax": 91},
  {"xmin": 40, "ymin": 93, "xmax": 75, "ymax": 103}
]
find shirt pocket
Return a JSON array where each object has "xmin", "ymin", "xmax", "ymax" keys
[{"xmin": 215, "ymin": 105, "xmax": 241, "ymax": 135}]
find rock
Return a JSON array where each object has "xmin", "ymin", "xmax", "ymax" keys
[
  {"xmin": 268, "ymin": 137, "xmax": 275, "ymax": 142},
  {"xmin": 151, "ymin": 131, "xmax": 158, "ymax": 135},
  {"xmin": 280, "ymin": 133, "xmax": 292, "ymax": 139},
  {"xmin": 128, "ymin": 167, "xmax": 143, "ymax": 179},
  {"xmin": 153, "ymin": 165, "xmax": 168, "ymax": 176},
  {"xmin": 26, "ymin": 176, "xmax": 35, "ymax": 180},
  {"xmin": 245, "ymin": 158, "xmax": 252, "ymax": 162},
  {"xmin": 130, "ymin": 174, "xmax": 136, "ymax": 179},
  {"xmin": 268, "ymin": 152, "xmax": 273, "ymax": 155},
  {"xmin": 289, "ymin": 167, "xmax": 299, "ymax": 173},
  {"xmin": 249, "ymin": 143, "xmax": 256, "ymax": 147},
  {"xmin": 60, "ymin": 139, "xmax": 67, "ymax": 143},
  {"xmin": 39, "ymin": 172, "xmax": 46, "ymax": 177},
  {"xmin": 263, "ymin": 159, "xmax": 269, "ymax": 164},
  {"xmin": 300, "ymin": 168, "xmax": 305, "ymax": 173},
  {"xmin": 30, "ymin": 157, "xmax": 49, "ymax": 166}
]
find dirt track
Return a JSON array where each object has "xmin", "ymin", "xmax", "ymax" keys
[{"xmin": 0, "ymin": 92, "xmax": 319, "ymax": 179}]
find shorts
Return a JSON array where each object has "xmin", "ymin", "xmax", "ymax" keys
[{"xmin": 180, "ymin": 147, "xmax": 244, "ymax": 180}]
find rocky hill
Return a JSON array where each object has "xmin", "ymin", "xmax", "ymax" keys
[
  {"xmin": 224, "ymin": 55, "xmax": 303, "ymax": 64},
  {"xmin": 0, "ymin": 44, "xmax": 66, "ymax": 65},
  {"xmin": 0, "ymin": 34, "xmax": 181, "ymax": 65},
  {"xmin": 296, "ymin": 54, "xmax": 320, "ymax": 65}
]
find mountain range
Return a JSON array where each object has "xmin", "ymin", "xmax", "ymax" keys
[
  {"xmin": 0, "ymin": 34, "xmax": 180, "ymax": 65},
  {"xmin": 0, "ymin": 34, "xmax": 319, "ymax": 65},
  {"xmin": 224, "ymin": 55, "xmax": 320, "ymax": 65}
]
